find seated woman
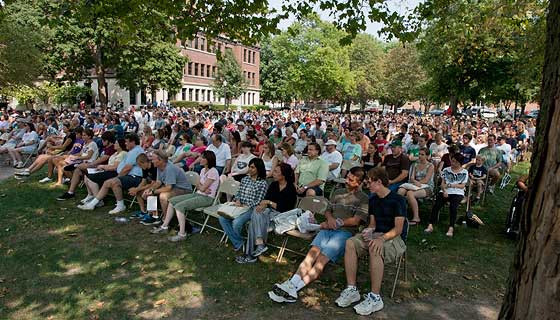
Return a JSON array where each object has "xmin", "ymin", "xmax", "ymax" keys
[
  {"xmin": 169, "ymin": 133, "xmax": 192, "ymax": 164},
  {"xmin": 149, "ymin": 129, "xmax": 167, "ymax": 152},
  {"xmin": 222, "ymin": 141, "xmax": 256, "ymax": 182},
  {"xmin": 279, "ymin": 142, "xmax": 298, "ymax": 170},
  {"xmin": 424, "ymin": 153, "xmax": 468, "ymax": 237},
  {"xmin": 218, "ymin": 158, "xmax": 269, "ymax": 251},
  {"xmin": 15, "ymin": 123, "xmax": 75, "ymax": 177},
  {"xmin": 7, "ymin": 121, "xmax": 39, "ymax": 168},
  {"xmin": 397, "ymin": 147, "xmax": 434, "ymax": 225},
  {"xmin": 80, "ymin": 138, "xmax": 128, "ymax": 206},
  {"xmin": 151, "ymin": 150, "xmax": 219, "ymax": 241},
  {"xmin": 141, "ymin": 127, "xmax": 155, "ymax": 150},
  {"xmin": 261, "ymin": 140, "xmax": 279, "ymax": 178},
  {"xmin": 179, "ymin": 135, "xmax": 207, "ymax": 170},
  {"xmin": 39, "ymin": 127, "xmax": 84, "ymax": 184},
  {"xmin": 54, "ymin": 128, "xmax": 99, "ymax": 186},
  {"xmin": 362, "ymin": 142, "xmax": 382, "ymax": 173},
  {"xmin": 237, "ymin": 163, "xmax": 297, "ymax": 263}
]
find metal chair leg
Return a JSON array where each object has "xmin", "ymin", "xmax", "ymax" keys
[
  {"xmin": 200, "ymin": 215, "xmax": 210, "ymax": 234},
  {"xmin": 276, "ymin": 237, "xmax": 288, "ymax": 263},
  {"xmin": 391, "ymin": 255, "xmax": 403, "ymax": 298}
]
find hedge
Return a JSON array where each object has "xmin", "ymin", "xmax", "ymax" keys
[{"xmin": 169, "ymin": 101, "xmax": 268, "ymax": 112}]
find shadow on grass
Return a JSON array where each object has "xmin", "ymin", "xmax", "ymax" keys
[{"xmin": 0, "ymin": 163, "xmax": 528, "ymax": 319}]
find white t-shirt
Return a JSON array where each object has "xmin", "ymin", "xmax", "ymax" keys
[
  {"xmin": 22, "ymin": 131, "xmax": 39, "ymax": 147},
  {"xmin": 232, "ymin": 153, "xmax": 256, "ymax": 175},
  {"xmin": 321, "ymin": 150, "xmax": 343, "ymax": 179},
  {"xmin": 207, "ymin": 142, "xmax": 232, "ymax": 167},
  {"xmin": 441, "ymin": 167, "xmax": 469, "ymax": 196},
  {"xmin": 82, "ymin": 141, "xmax": 99, "ymax": 163}
]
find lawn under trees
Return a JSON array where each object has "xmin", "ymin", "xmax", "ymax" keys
[{"xmin": 0, "ymin": 163, "xmax": 528, "ymax": 319}]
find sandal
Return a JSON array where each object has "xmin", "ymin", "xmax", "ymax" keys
[
  {"xmin": 423, "ymin": 226, "xmax": 433, "ymax": 234},
  {"xmin": 409, "ymin": 220, "xmax": 421, "ymax": 226},
  {"xmin": 446, "ymin": 228, "xmax": 454, "ymax": 237}
]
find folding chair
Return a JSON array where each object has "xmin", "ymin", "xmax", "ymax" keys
[
  {"xmin": 184, "ymin": 171, "xmax": 200, "ymax": 192},
  {"xmin": 275, "ymin": 196, "xmax": 330, "ymax": 263},
  {"xmin": 390, "ymin": 218, "xmax": 409, "ymax": 298},
  {"xmin": 199, "ymin": 178, "xmax": 240, "ymax": 241},
  {"xmin": 21, "ymin": 140, "xmax": 43, "ymax": 167}
]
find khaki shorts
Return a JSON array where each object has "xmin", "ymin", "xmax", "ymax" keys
[{"xmin": 350, "ymin": 233, "xmax": 406, "ymax": 264}]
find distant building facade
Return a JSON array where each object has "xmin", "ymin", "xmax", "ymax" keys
[{"xmin": 86, "ymin": 34, "xmax": 260, "ymax": 108}]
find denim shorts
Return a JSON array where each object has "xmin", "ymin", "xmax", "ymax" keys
[{"xmin": 311, "ymin": 229, "xmax": 353, "ymax": 263}]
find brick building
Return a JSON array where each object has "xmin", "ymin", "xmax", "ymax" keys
[{"xmin": 87, "ymin": 34, "xmax": 260, "ymax": 108}]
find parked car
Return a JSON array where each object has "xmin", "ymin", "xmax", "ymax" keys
[
  {"xmin": 526, "ymin": 110, "xmax": 539, "ymax": 118},
  {"xmin": 480, "ymin": 108, "xmax": 498, "ymax": 118},
  {"xmin": 429, "ymin": 109, "xmax": 445, "ymax": 116},
  {"xmin": 327, "ymin": 106, "xmax": 341, "ymax": 113}
]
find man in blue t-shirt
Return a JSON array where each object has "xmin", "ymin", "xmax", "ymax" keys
[
  {"xmin": 334, "ymin": 167, "xmax": 406, "ymax": 316},
  {"xmin": 459, "ymin": 133, "xmax": 476, "ymax": 168},
  {"xmin": 78, "ymin": 133, "xmax": 145, "ymax": 214}
]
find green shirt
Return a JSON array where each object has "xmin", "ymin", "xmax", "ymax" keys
[
  {"xmin": 479, "ymin": 146, "xmax": 502, "ymax": 168},
  {"xmin": 296, "ymin": 156, "xmax": 329, "ymax": 189}
]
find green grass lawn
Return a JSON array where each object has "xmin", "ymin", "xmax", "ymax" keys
[{"xmin": 0, "ymin": 163, "xmax": 529, "ymax": 319}]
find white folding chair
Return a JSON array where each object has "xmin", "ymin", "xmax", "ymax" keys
[
  {"xmin": 391, "ymin": 218, "xmax": 409, "ymax": 298},
  {"xmin": 184, "ymin": 171, "xmax": 200, "ymax": 192},
  {"xmin": 199, "ymin": 178, "xmax": 240, "ymax": 242}
]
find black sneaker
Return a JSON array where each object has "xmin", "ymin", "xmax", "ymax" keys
[
  {"xmin": 236, "ymin": 254, "xmax": 257, "ymax": 264},
  {"xmin": 57, "ymin": 192, "xmax": 75, "ymax": 201}
]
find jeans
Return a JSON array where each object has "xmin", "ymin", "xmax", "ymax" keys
[
  {"xmin": 388, "ymin": 181, "xmax": 404, "ymax": 192},
  {"xmin": 218, "ymin": 208, "xmax": 252, "ymax": 250},
  {"xmin": 246, "ymin": 207, "xmax": 280, "ymax": 256}
]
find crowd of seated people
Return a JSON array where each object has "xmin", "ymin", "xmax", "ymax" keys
[{"xmin": 0, "ymin": 105, "xmax": 533, "ymax": 315}]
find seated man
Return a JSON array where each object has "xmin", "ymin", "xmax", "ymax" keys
[
  {"xmin": 335, "ymin": 167, "xmax": 406, "ymax": 315},
  {"xmin": 128, "ymin": 153, "xmax": 158, "ymax": 222},
  {"xmin": 321, "ymin": 139, "xmax": 343, "ymax": 181},
  {"xmin": 478, "ymin": 134, "xmax": 502, "ymax": 193},
  {"xmin": 268, "ymin": 166, "xmax": 368, "ymax": 303},
  {"xmin": 295, "ymin": 142, "xmax": 329, "ymax": 196},
  {"xmin": 78, "ymin": 133, "xmax": 144, "ymax": 214},
  {"xmin": 381, "ymin": 140, "xmax": 410, "ymax": 192},
  {"xmin": 135, "ymin": 150, "xmax": 192, "ymax": 225}
]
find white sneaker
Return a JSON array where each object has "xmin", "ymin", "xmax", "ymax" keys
[
  {"xmin": 15, "ymin": 161, "xmax": 24, "ymax": 168},
  {"xmin": 15, "ymin": 170, "xmax": 30, "ymax": 176},
  {"xmin": 108, "ymin": 204, "xmax": 126, "ymax": 215},
  {"xmin": 81, "ymin": 195, "xmax": 94, "ymax": 204},
  {"xmin": 335, "ymin": 286, "xmax": 361, "ymax": 308},
  {"xmin": 77, "ymin": 202, "xmax": 96, "ymax": 211},
  {"xmin": 354, "ymin": 293, "xmax": 384, "ymax": 315},
  {"xmin": 268, "ymin": 280, "xmax": 297, "ymax": 303},
  {"xmin": 39, "ymin": 177, "xmax": 52, "ymax": 183},
  {"xmin": 62, "ymin": 178, "xmax": 71, "ymax": 184}
]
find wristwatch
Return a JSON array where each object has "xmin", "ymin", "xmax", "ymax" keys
[{"xmin": 304, "ymin": 185, "xmax": 309, "ymax": 190}]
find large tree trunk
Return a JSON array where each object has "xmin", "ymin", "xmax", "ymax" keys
[
  {"xmin": 499, "ymin": 1, "xmax": 560, "ymax": 319},
  {"xmin": 93, "ymin": 44, "xmax": 108, "ymax": 109},
  {"xmin": 450, "ymin": 95, "xmax": 458, "ymax": 116}
]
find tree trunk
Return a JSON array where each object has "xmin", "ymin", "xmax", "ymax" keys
[
  {"xmin": 499, "ymin": 1, "xmax": 560, "ymax": 319},
  {"xmin": 450, "ymin": 95, "xmax": 458, "ymax": 116},
  {"xmin": 93, "ymin": 44, "xmax": 108, "ymax": 109}
]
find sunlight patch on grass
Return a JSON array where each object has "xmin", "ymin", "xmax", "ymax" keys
[{"xmin": 47, "ymin": 224, "xmax": 85, "ymax": 236}]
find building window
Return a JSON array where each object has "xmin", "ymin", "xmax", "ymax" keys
[
  {"xmin": 200, "ymin": 64, "xmax": 205, "ymax": 77},
  {"xmin": 253, "ymin": 52, "xmax": 256, "ymax": 64},
  {"xmin": 243, "ymin": 49, "xmax": 247, "ymax": 62},
  {"xmin": 253, "ymin": 93, "xmax": 256, "ymax": 105},
  {"xmin": 129, "ymin": 90, "xmax": 137, "ymax": 105},
  {"xmin": 194, "ymin": 63, "xmax": 199, "ymax": 76},
  {"xmin": 200, "ymin": 38, "xmax": 205, "ymax": 51},
  {"xmin": 212, "ymin": 66, "xmax": 217, "ymax": 77},
  {"xmin": 195, "ymin": 89, "xmax": 199, "ymax": 101},
  {"xmin": 181, "ymin": 88, "xmax": 186, "ymax": 100},
  {"xmin": 201, "ymin": 89, "xmax": 205, "ymax": 102},
  {"xmin": 247, "ymin": 50, "xmax": 251, "ymax": 63},
  {"xmin": 140, "ymin": 90, "xmax": 146, "ymax": 105},
  {"xmin": 188, "ymin": 62, "xmax": 193, "ymax": 75},
  {"xmin": 194, "ymin": 37, "xmax": 199, "ymax": 50},
  {"xmin": 189, "ymin": 88, "xmax": 193, "ymax": 101},
  {"xmin": 207, "ymin": 90, "xmax": 211, "ymax": 101},
  {"xmin": 252, "ymin": 73, "xmax": 256, "ymax": 85},
  {"xmin": 206, "ymin": 65, "xmax": 211, "ymax": 78},
  {"xmin": 217, "ymin": 43, "xmax": 222, "ymax": 53}
]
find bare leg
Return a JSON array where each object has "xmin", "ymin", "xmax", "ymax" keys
[
  {"xmin": 111, "ymin": 179, "xmax": 124, "ymax": 201},
  {"xmin": 344, "ymin": 239, "xmax": 359, "ymax": 286},
  {"xmin": 369, "ymin": 247, "xmax": 384, "ymax": 294},
  {"xmin": 68, "ymin": 169, "xmax": 83, "ymax": 193}
]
